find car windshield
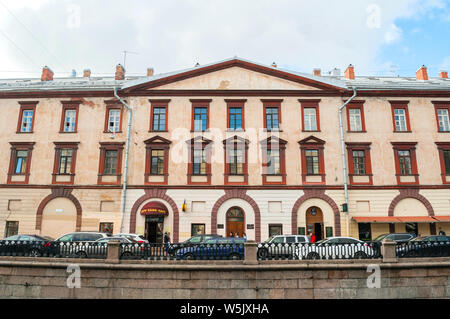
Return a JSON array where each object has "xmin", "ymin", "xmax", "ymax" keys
[
  {"xmin": 264, "ymin": 236, "xmax": 275, "ymax": 243},
  {"xmin": 204, "ymin": 239, "xmax": 218, "ymax": 244},
  {"xmin": 314, "ymin": 239, "xmax": 328, "ymax": 245},
  {"xmin": 373, "ymin": 234, "xmax": 387, "ymax": 241}
]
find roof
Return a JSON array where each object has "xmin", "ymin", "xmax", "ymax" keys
[{"xmin": 0, "ymin": 57, "xmax": 449, "ymax": 93}]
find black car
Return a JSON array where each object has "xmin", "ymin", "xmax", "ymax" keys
[
  {"xmin": 373, "ymin": 233, "xmax": 416, "ymax": 243},
  {"xmin": 0, "ymin": 234, "xmax": 57, "ymax": 257},
  {"xmin": 396, "ymin": 235, "xmax": 450, "ymax": 257},
  {"xmin": 166, "ymin": 234, "xmax": 223, "ymax": 256}
]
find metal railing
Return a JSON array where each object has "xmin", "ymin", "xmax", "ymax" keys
[
  {"xmin": 120, "ymin": 242, "xmax": 245, "ymax": 260},
  {"xmin": 257, "ymin": 242, "xmax": 382, "ymax": 260},
  {"xmin": 0, "ymin": 240, "xmax": 108, "ymax": 259},
  {"xmin": 396, "ymin": 241, "xmax": 450, "ymax": 258}
]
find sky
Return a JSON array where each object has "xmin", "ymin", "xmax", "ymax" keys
[{"xmin": 0, "ymin": 0, "xmax": 449, "ymax": 79}]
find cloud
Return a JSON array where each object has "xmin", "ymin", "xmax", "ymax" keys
[{"xmin": 0, "ymin": 0, "xmax": 446, "ymax": 79}]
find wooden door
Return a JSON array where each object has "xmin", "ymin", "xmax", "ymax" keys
[{"xmin": 226, "ymin": 207, "xmax": 245, "ymax": 237}]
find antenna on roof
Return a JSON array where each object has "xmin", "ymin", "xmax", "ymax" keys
[{"xmin": 122, "ymin": 50, "xmax": 139, "ymax": 69}]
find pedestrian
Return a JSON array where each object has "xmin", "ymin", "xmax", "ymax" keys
[
  {"xmin": 310, "ymin": 232, "xmax": 316, "ymax": 243},
  {"xmin": 439, "ymin": 228, "xmax": 446, "ymax": 236},
  {"xmin": 230, "ymin": 232, "xmax": 234, "ymax": 237},
  {"xmin": 243, "ymin": 233, "xmax": 247, "ymax": 240},
  {"xmin": 235, "ymin": 232, "xmax": 239, "ymax": 237},
  {"xmin": 163, "ymin": 231, "xmax": 170, "ymax": 252}
]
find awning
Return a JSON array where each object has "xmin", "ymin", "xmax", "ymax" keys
[
  {"xmin": 352, "ymin": 217, "xmax": 400, "ymax": 223},
  {"xmin": 353, "ymin": 216, "xmax": 440, "ymax": 223},
  {"xmin": 140, "ymin": 201, "xmax": 169, "ymax": 216},
  {"xmin": 432, "ymin": 216, "xmax": 450, "ymax": 222},
  {"xmin": 396, "ymin": 216, "xmax": 436, "ymax": 223}
]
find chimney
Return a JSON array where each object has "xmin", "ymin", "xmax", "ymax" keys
[
  {"xmin": 439, "ymin": 70, "xmax": 448, "ymax": 79},
  {"xmin": 41, "ymin": 66, "xmax": 54, "ymax": 81},
  {"xmin": 329, "ymin": 68, "xmax": 341, "ymax": 76},
  {"xmin": 83, "ymin": 69, "xmax": 91, "ymax": 78},
  {"xmin": 271, "ymin": 62, "xmax": 277, "ymax": 68},
  {"xmin": 147, "ymin": 68, "xmax": 154, "ymax": 77},
  {"xmin": 115, "ymin": 64, "xmax": 125, "ymax": 80},
  {"xmin": 345, "ymin": 64, "xmax": 355, "ymax": 80},
  {"xmin": 416, "ymin": 65, "xmax": 428, "ymax": 80},
  {"xmin": 313, "ymin": 68, "xmax": 321, "ymax": 76}
]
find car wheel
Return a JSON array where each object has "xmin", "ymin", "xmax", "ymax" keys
[
  {"xmin": 76, "ymin": 251, "xmax": 87, "ymax": 258},
  {"xmin": 306, "ymin": 252, "xmax": 320, "ymax": 260},
  {"xmin": 183, "ymin": 253, "xmax": 195, "ymax": 260},
  {"xmin": 29, "ymin": 249, "xmax": 41, "ymax": 257},
  {"xmin": 121, "ymin": 251, "xmax": 132, "ymax": 259},
  {"xmin": 229, "ymin": 253, "xmax": 241, "ymax": 260},
  {"xmin": 257, "ymin": 248, "xmax": 268, "ymax": 259},
  {"xmin": 354, "ymin": 251, "xmax": 367, "ymax": 259}
]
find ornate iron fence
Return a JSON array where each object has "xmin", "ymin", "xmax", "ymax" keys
[
  {"xmin": 119, "ymin": 242, "xmax": 245, "ymax": 260},
  {"xmin": 257, "ymin": 242, "xmax": 382, "ymax": 260},
  {"xmin": 396, "ymin": 241, "xmax": 450, "ymax": 258}
]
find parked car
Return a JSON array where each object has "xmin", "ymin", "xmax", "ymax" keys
[
  {"xmin": 176, "ymin": 237, "xmax": 246, "ymax": 260},
  {"xmin": 258, "ymin": 235, "xmax": 310, "ymax": 259},
  {"xmin": 396, "ymin": 235, "xmax": 450, "ymax": 257},
  {"xmin": 114, "ymin": 233, "xmax": 149, "ymax": 243},
  {"xmin": 70, "ymin": 236, "xmax": 137, "ymax": 258},
  {"xmin": 373, "ymin": 233, "xmax": 416, "ymax": 243},
  {"xmin": 55, "ymin": 232, "xmax": 111, "ymax": 242},
  {"xmin": 294, "ymin": 237, "xmax": 378, "ymax": 260},
  {"xmin": 167, "ymin": 234, "xmax": 223, "ymax": 256},
  {"xmin": 0, "ymin": 234, "xmax": 57, "ymax": 257}
]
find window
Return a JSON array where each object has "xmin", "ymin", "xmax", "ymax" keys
[
  {"xmin": 269, "ymin": 224, "xmax": 283, "ymax": 237},
  {"xmin": 435, "ymin": 142, "xmax": 450, "ymax": 184},
  {"xmin": 390, "ymin": 101, "xmax": 410, "ymax": 132},
  {"xmin": 8, "ymin": 142, "xmax": 35, "ymax": 184},
  {"xmin": 346, "ymin": 102, "xmax": 366, "ymax": 132},
  {"xmin": 346, "ymin": 143, "xmax": 372, "ymax": 185},
  {"xmin": 262, "ymin": 99, "xmax": 282, "ymax": 131},
  {"xmin": 144, "ymin": 136, "xmax": 171, "ymax": 185},
  {"xmin": 193, "ymin": 149, "xmax": 207, "ymax": 175},
  {"xmin": 266, "ymin": 149, "xmax": 280, "ymax": 175},
  {"xmin": 352, "ymin": 150, "xmax": 366, "ymax": 175},
  {"xmin": 358, "ymin": 223, "xmax": 372, "ymax": 241},
  {"xmin": 299, "ymin": 136, "xmax": 326, "ymax": 184},
  {"xmin": 17, "ymin": 102, "xmax": 37, "ymax": 133},
  {"xmin": 260, "ymin": 136, "xmax": 287, "ymax": 184},
  {"xmin": 444, "ymin": 150, "xmax": 450, "ymax": 175},
  {"xmin": 191, "ymin": 99, "xmax": 211, "ymax": 132},
  {"xmin": 191, "ymin": 224, "xmax": 206, "ymax": 236},
  {"xmin": 229, "ymin": 149, "xmax": 244, "ymax": 174},
  {"xmin": 5, "ymin": 221, "xmax": 19, "ymax": 238},
  {"xmin": 186, "ymin": 136, "xmax": 212, "ymax": 185},
  {"xmin": 392, "ymin": 142, "xmax": 419, "ymax": 184},
  {"xmin": 300, "ymin": 99, "xmax": 320, "ymax": 132},
  {"xmin": 98, "ymin": 142, "xmax": 124, "ymax": 185},
  {"xmin": 104, "ymin": 102, "xmax": 123, "ymax": 133},
  {"xmin": 305, "ymin": 150, "xmax": 319, "ymax": 175},
  {"xmin": 58, "ymin": 149, "xmax": 73, "ymax": 174},
  {"xmin": 223, "ymin": 136, "xmax": 249, "ymax": 184},
  {"xmin": 99, "ymin": 222, "xmax": 114, "ymax": 234},
  {"xmin": 149, "ymin": 99, "xmax": 170, "ymax": 132},
  {"xmin": 52, "ymin": 142, "xmax": 79, "ymax": 184},
  {"xmin": 405, "ymin": 222, "xmax": 418, "ymax": 236},
  {"xmin": 60, "ymin": 101, "xmax": 80, "ymax": 133},
  {"xmin": 433, "ymin": 102, "xmax": 450, "ymax": 132},
  {"xmin": 228, "ymin": 108, "xmax": 243, "ymax": 130}
]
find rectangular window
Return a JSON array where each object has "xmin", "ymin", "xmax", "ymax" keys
[
  {"xmin": 20, "ymin": 110, "xmax": 34, "ymax": 132},
  {"xmin": 58, "ymin": 149, "xmax": 73, "ymax": 174},
  {"xmin": 229, "ymin": 149, "xmax": 244, "ymax": 175},
  {"xmin": 150, "ymin": 150, "xmax": 165, "ymax": 175},
  {"xmin": 352, "ymin": 150, "xmax": 366, "ymax": 175},
  {"xmin": 193, "ymin": 107, "xmax": 208, "ymax": 131},
  {"xmin": 104, "ymin": 150, "xmax": 118, "ymax": 174},
  {"xmin": 99, "ymin": 222, "xmax": 114, "ymax": 234},
  {"xmin": 393, "ymin": 108, "xmax": 407, "ymax": 132},
  {"xmin": 63, "ymin": 109, "xmax": 77, "ymax": 132},
  {"xmin": 108, "ymin": 109, "xmax": 121, "ymax": 133},
  {"xmin": 405, "ymin": 222, "xmax": 418, "ymax": 236},
  {"xmin": 14, "ymin": 150, "xmax": 28, "ymax": 174},
  {"xmin": 265, "ymin": 107, "xmax": 279, "ymax": 131},
  {"xmin": 398, "ymin": 150, "xmax": 412, "ymax": 175},
  {"xmin": 269, "ymin": 224, "xmax": 283, "ymax": 237},
  {"xmin": 266, "ymin": 149, "xmax": 280, "ymax": 175},
  {"xmin": 305, "ymin": 150, "xmax": 319, "ymax": 175},
  {"xmin": 348, "ymin": 108, "xmax": 362, "ymax": 131},
  {"xmin": 193, "ymin": 149, "xmax": 207, "ymax": 175},
  {"xmin": 437, "ymin": 109, "xmax": 450, "ymax": 132},
  {"xmin": 152, "ymin": 107, "xmax": 166, "ymax": 131},
  {"xmin": 191, "ymin": 224, "xmax": 206, "ymax": 236},
  {"xmin": 5, "ymin": 221, "xmax": 19, "ymax": 238},
  {"xmin": 358, "ymin": 223, "xmax": 372, "ymax": 241},
  {"xmin": 444, "ymin": 150, "xmax": 450, "ymax": 175},
  {"xmin": 228, "ymin": 107, "xmax": 243, "ymax": 131},
  {"xmin": 303, "ymin": 107, "xmax": 317, "ymax": 131}
]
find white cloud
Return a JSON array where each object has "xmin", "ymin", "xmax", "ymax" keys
[{"xmin": 0, "ymin": 0, "xmax": 446, "ymax": 78}]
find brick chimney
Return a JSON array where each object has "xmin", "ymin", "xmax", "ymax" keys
[
  {"xmin": 115, "ymin": 64, "xmax": 125, "ymax": 80},
  {"xmin": 439, "ymin": 70, "xmax": 448, "ymax": 79},
  {"xmin": 345, "ymin": 64, "xmax": 355, "ymax": 80},
  {"xmin": 147, "ymin": 68, "xmax": 154, "ymax": 77},
  {"xmin": 83, "ymin": 69, "xmax": 91, "ymax": 78},
  {"xmin": 41, "ymin": 66, "xmax": 54, "ymax": 81},
  {"xmin": 416, "ymin": 65, "xmax": 428, "ymax": 80},
  {"xmin": 313, "ymin": 68, "xmax": 321, "ymax": 76},
  {"xmin": 271, "ymin": 62, "xmax": 277, "ymax": 68}
]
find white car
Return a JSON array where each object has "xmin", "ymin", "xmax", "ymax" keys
[
  {"xmin": 114, "ymin": 233, "xmax": 149, "ymax": 244},
  {"xmin": 258, "ymin": 235, "xmax": 310, "ymax": 259},
  {"xmin": 294, "ymin": 237, "xmax": 377, "ymax": 260}
]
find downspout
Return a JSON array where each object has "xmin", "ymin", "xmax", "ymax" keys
[
  {"xmin": 338, "ymin": 87, "xmax": 357, "ymax": 236},
  {"xmin": 114, "ymin": 86, "xmax": 132, "ymax": 234}
]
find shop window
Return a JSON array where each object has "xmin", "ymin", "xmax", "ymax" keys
[
  {"xmin": 5, "ymin": 221, "xmax": 19, "ymax": 238},
  {"xmin": 405, "ymin": 222, "xmax": 418, "ymax": 236},
  {"xmin": 191, "ymin": 224, "xmax": 206, "ymax": 236},
  {"xmin": 269, "ymin": 224, "xmax": 283, "ymax": 237},
  {"xmin": 358, "ymin": 223, "xmax": 372, "ymax": 241},
  {"xmin": 99, "ymin": 222, "xmax": 114, "ymax": 234}
]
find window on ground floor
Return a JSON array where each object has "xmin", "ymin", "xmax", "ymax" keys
[
  {"xmin": 268, "ymin": 224, "xmax": 283, "ymax": 237},
  {"xmin": 4, "ymin": 221, "xmax": 19, "ymax": 238},
  {"xmin": 99, "ymin": 222, "xmax": 114, "ymax": 234},
  {"xmin": 191, "ymin": 224, "xmax": 206, "ymax": 236},
  {"xmin": 358, "ymin": 223, "xmax": 372, "ymax": 241}
]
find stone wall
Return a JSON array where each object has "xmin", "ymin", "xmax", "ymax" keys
[{"xmin": 0, "ymin": 257, "xmax": 449, "ymax": 299}]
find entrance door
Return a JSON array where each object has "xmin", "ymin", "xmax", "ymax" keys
[
  {"xmin": 306, "ymin": 206, "xmax": 324, "ymax": 241},
  {"xmin": 145, "ymin": 217, "xmax": 164, "ymax": 243},
  {"xmin": 226, "ymin": 207, "xmax": 245, "ymax": 237}
]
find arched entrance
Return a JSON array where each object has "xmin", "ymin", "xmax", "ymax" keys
[
  {"xmin": 226, "ymin": 207, "xmax": 245, "ymax": 237},
  {"xmin": 306, "ymin": 206, "xmax": 324, "ymax": 241},
  {"xmin": 41, "ymin": 197, "xmax": 78, "ymax": 239},
  {"xmin": 140, "ymin": 201, "xmax": 169, "ymax": 243}
]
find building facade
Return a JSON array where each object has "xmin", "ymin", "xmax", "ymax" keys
[{"xmin": 1, "ymin": 58, "xmax": 450, "ymax": 242}]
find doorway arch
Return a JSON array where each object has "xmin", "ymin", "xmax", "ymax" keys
[
  {"xmin": 306, "ymin": 206, "xmax": 324, "ymax": 241},
  {"xmin": 226, "ymin": 207, "xmax": 245, "ymax": 238}
]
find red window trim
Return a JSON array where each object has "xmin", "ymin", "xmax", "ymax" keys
[
  {"xmin": 260, "ymin": 136, "xmax": 287, "ymax": 185},
  {"xmin": 391, "ymin": 142, "xmax": 419, "ymax": 185},
  {"xmin": 149, "ymin": 99, "xmax": 171, "ymax": 132},
  {"xmin": 7, "ymin": 142, "xmax": 35, "ymax": 184},
  {"xmin": 298, "ymin": 136, "xmax": 326, "ymax": 185},
  {"xmin": 225, "ymin": 99, "xmax": 246, "ymax": 131},
  {"xmin": 223, "ymin": 135, "xmax": 249, "ymax": 185},
  {"xmin": 435, "ymin": 142, "xmax": 450, "ymax": 184},
  {"xmin": 190, "ymin": 99, "xmax": 211, "ymax": 132},
  {"xmin": 389, "ymin": 100, "xmax": 411, "ymax": 132},
  {"xmin": 59, "ymin": 101, "xmax": 81, "ymax": 133},
  {"xmin": 346, "ymin": 101, "xmax": 366, "ymax": 132},
  {"xmin": 97, "ymin": 142, "xmax": 125, "ymax": 185},
  {"xmin": 144, "ymin": 136, "xmax": 171, "ymax": 185},
  {"xmin": 432, "ymin": 101, "xmax": 450, "ymax": 133},
  {"xmin": 299, "ymin": 99, "xmax": 321, "ymax": 132},
  {"xmin": 16, "ymin": 101, "xmax": 38, "ymax": 134},
  {"xmin": 52, "ymin": 142, "xmax": 79, "ymax": 185},
  {"xmin": 261, "ymin": 99, "xmax": 283, "ymax": 131},
  {"xmin": 345, "ymin": 142, "xmax": 373, "ymax": 185},
  {"xmin": 186, "ymin": 136, "xmax": 213, "ymax": 185},
  {"xmin": 103, "ymin": 101, "xmax": 124, "ymax": 133}
]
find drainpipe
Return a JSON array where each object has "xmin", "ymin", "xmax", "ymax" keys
[
  {"xmin": 338, "ymin": 87, "xmax": 357, "ymax": 237},
  {"xmin": 114, "ymin": 86, "xmax": 132, "ymax": 234}
]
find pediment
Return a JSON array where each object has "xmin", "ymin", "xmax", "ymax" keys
[
  {"xmin": 298, "ymin": 135, "xmax": 326, "ymax": 145},
  {"xmin": 144, "ymin": 135, "xmax": 171, "ymax": 145}
]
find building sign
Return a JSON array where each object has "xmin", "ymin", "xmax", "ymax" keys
[
  {"xmin": 217, "ymin": 224, "xmax": 224, "ymax": 229},
  {"xmin": 140, "ymin": 201, "xmax": 169, "ymax": 216},
  {"xmin": 247, "ymin": 224, "xmax": 254, "ymax": 230}
]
